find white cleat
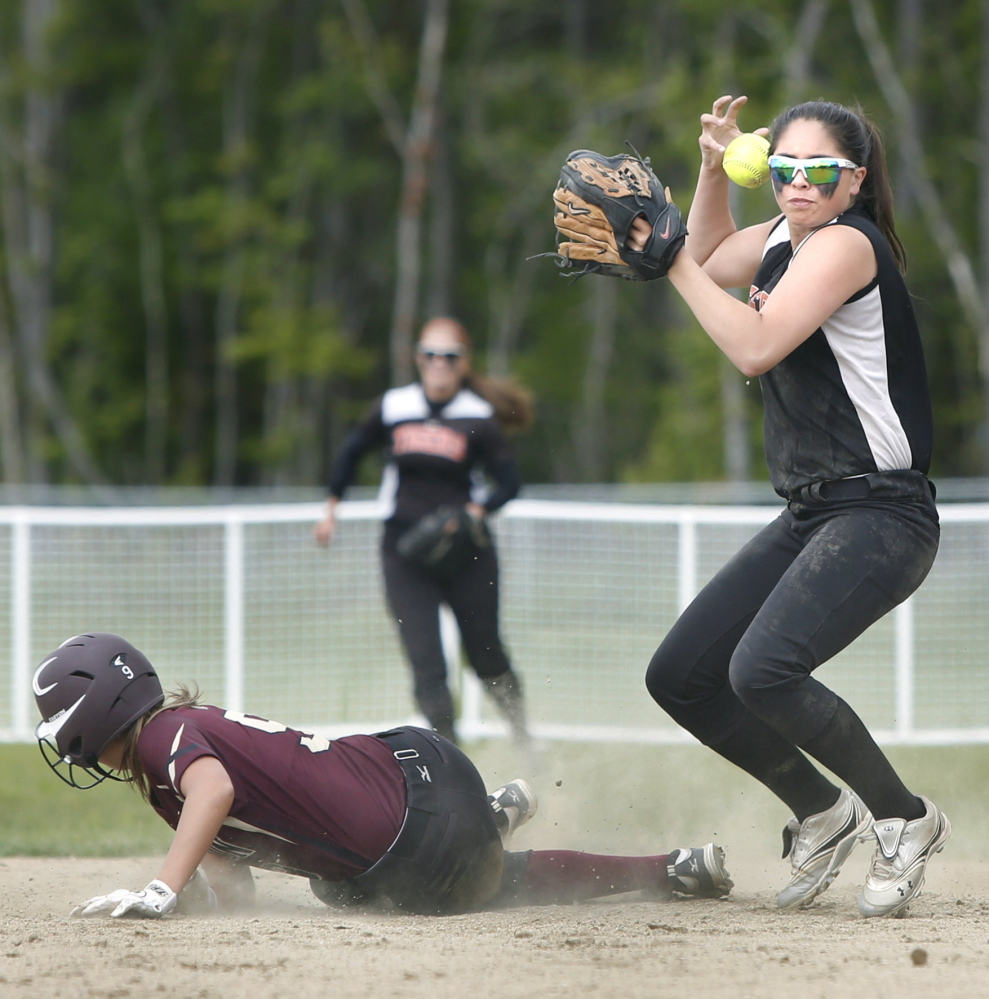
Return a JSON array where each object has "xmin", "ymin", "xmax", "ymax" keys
[
  {"xmin": 667, "ymin": 843, "xmax": 733, "ymax": 898},
  {"xmin": 858, "ymin": 796, "xmax": 950, "ymax": 918},
  {"xmin": 487, "ymin": 779, "xmax": 538, "ymax": 841},
  {"xmin": 776, "ymin": 788, "xmax": 872, "ymax": 910}
]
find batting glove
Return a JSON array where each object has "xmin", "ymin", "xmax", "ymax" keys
[{"xmin": 71, "ymin": 879, "xmax": 178, "ymax": 919}]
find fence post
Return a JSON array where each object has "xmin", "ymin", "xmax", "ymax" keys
[
  {"xmin": 224, "ymin": 517, "xmax": 245, "ymax": 714},
  {"xmin": 894, "ymin": 597, "xmax": 915, "ymax": 740},
  {"xmin": 11, "ymin": 517, "xmax": 31, "ymax": 738},
  {"xmin": 677, "ymin": 513, "xmax": 697, "ymax": 613}
]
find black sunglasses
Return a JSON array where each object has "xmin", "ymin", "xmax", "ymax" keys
[{"xmin": 417, "ymin": 348, "xmax": 464, "ymax": 363}]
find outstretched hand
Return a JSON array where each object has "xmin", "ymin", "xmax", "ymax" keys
[
  {"xmin": 699, "ymin": 95, "xmax": 769, "ymax": 169},
  {"xmin": 71, "ymin": 879, "xmax": 177, "ymax": 919}
]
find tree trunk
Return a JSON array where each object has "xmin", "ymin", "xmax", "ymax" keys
[
  {"xmin": 121, "ymin": 17, "xmax": 170, "ymax": 484},
  {"xmin": 850, "ymin": 0, "xmax": 989, "ymax": 471},
  {"xmin": 137, "ymin": 0, "xmax": 210, "ymax": 483},
  {"xmin": 213, "ymin": 1, "xmax": 270, "ymax": 485},
  {"xmin": 388, "ymin": 0, "xmax": 449, "ymax": 385},
  {"xmin": 720, "ymin": 350, "xmax": 750, "ymax": 483},
  {"xmin": 573, "ymin": 277, "xmax": 616, "ymax": 481},
  {"xmin": 486, "ymin": 221, "xmax": 544, "ymax": 377},
  {"xmin": 0, "ymin": 278, "xmax": 24, "ymax": 481},
  {"xmin": 781, "ymin": 1, "xmax": 830, "ymax": 102},
  {"xmin": 0, "ymin": 0, "xmax": 104, "ymax": 484},
  {"xmin": 894, "ymin": 0, "xmax": 921, "ymax": 216},
  {"xmin": 981, "ymin": 0, "xmax": 989, "ymax": 470},
  {"xmin": 425, "ymin": 112, "xmax": 454, "ymax": 320}
]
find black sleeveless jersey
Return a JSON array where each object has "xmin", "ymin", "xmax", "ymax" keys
[
  {"xmin": 748, "ymin": 205, "xmax": 932, "ymax": 498},
  {"xmin": 328, "ymin": 383, "xmax": 520, "ymax": 527}
]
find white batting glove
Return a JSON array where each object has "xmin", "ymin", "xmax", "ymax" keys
[{"xmin": 71, "ymin": 879, "xmax": 177, "ymax": 919}]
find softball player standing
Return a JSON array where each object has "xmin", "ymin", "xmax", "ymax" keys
[
  {"xmin": 315, "ymin": 318, "xmax": 533, "ymax": 748},
  {"xmin": 632, "ymin": 96, "xmax": 949, "ymax": 917}
]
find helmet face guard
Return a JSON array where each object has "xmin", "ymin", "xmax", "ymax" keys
[
  {"xmin": 36, "ymin": 734, "xmax": 129, "ymax": 789},
  {"xmin": 32, "ymin": 633, "xmax": 164, "ymax": 790}
]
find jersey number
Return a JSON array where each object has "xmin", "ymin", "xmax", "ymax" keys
[{"xmin": 222, "ymin": 710, "xmax": 332, "ymax": 754}]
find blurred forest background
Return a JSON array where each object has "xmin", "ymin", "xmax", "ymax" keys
[{"xmin": 0, "ymin": 0, "xmax": 985, "ymax": 491}]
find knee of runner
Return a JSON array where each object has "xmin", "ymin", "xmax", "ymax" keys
[
  {"xmin": 727, "ymin": 654, "xmax": 802, "ymax": 711},
  {"xmin": 644, "ymin": 647, "xmax": 715, "ymax": 710}
]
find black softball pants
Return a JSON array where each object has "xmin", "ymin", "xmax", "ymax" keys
[
  {"xmin": 646, "ymin": 473, "xmax": 938, "ymax": 772},
  {"xmin": 381, "ymin": 524, "xmax": 513, "ymax": 735},
  {"xmin": 311, "ymin": 727, "xmax": 505, "ymax": 914}
]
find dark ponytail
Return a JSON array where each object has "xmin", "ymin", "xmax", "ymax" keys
[
  {"xmin": 464, "ymin": 372, "xmax": 535, "ymax": 432},
  {"xmin": 770, "ymin": 101, "xmax": 906, "ymax": 272}
]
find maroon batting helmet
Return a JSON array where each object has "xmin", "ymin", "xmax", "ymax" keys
[{"xmin": 33, "ymin": 633, "xmax": 164, "ymax": 789}]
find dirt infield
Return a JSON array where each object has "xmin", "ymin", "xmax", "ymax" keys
[
  {"xmin": 2, "ymin": 741, "xmax": 986, "ymax": 998},
  {"xmin": 1, "ymin": 852, "xmax": 986, "ymax": 999}
]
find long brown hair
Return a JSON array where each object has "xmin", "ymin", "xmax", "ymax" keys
[
  {"xmin": 769, "ymin": 101, "xmax": 906, "ymax": 272},
  {"xmin": 418, "ymin": 317, "xmax": 535, "ymax": 432},
  {"xmin": 120, "ymin": 684, "xmax": 203, "ymax": 802}
]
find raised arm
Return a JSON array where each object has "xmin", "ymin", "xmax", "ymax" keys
[
  {"xmin": 685, "ymin": 95, "xmax": 778, "ymax": 289},
  {"xmin": 666, "ymin": 223, "xmax": 877, "ymax": 376}
]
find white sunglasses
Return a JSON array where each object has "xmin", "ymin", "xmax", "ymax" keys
[{"xmin": 768, "ymin": 155, "xmax": 859, "ymax": 185}]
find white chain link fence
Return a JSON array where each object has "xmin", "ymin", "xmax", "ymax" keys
[{"xmin": 2, "ymin": 496, "xmax": 987, "ymax": 744}]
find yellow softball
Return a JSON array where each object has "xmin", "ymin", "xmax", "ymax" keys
[{"xmin": 722, "ymin": 133, "xmax": 770, "ymax": 189}]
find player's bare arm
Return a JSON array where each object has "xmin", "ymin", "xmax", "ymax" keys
[
  {"xmin": 685, "ymin": 96, "xmax": 771, "ymax": 272},
  {"xmin": 155, "ymin": 755, "xmax": 236, "ymax": 897},
  {"xmin": 314, "ymin": 496, "xmax": 339, "ymax": 546},
  {"xmin": 660, "ymin": 223, "xmax": 876, "ymax": 376},
  {"xmin": 693, "ymin": 219, "xmax": 780, "ymax": 290}
]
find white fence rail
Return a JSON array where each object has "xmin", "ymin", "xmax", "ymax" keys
[{"xmin": 2, "ymin": 499, "xmax": 988, "ymax": 745}]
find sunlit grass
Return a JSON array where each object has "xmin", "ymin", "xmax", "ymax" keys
[{"xmin": 1, "ymin": 739, "xmax": 982, "ymax": 860}]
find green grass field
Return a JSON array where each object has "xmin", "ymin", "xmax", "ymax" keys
[{"xmin": 2, "ymin": 739, "xmax": 985, "ymax": 861}]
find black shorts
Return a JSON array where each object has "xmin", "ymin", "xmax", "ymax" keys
[{"xmin": 313, "ymin": 727, "xmax": 504, "ymax": 915}]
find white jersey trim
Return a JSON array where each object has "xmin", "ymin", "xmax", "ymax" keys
[
  {"xmin": 221, "ymin": 816, "xmax": 297, "ymax": 844},
  {"xmin": 821, "ymin": 288, "xmax": 913, "ymax": 471},
  {"xmin": 166, "ymin": 724, "xmax": 185, "ymax": 792},
  {"xmin": 376, "ymin": 462, "xmax": 398, "ymax": 519},
  {"xmin": 381, "ymin": 383, "xmax": 493, "ymax": 425},
  {"xmin": 762, "ymin": 216, "xmax": 791, "ymax": 257},
  {"xmin": 768, "ymin": 214, "xmax": 913, "ymax": 473}
]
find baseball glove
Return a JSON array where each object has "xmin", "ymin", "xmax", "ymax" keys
[
  {"xmin": 540, "ymin": 148, "xmax": 688, "ymax": 281},
  {"xmin": 396, "ymin": 506, "xmax": 490, "ymax": 579}
]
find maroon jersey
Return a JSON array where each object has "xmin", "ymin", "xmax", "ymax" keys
[{"xmin": 137, "ymin": 705, "xmax": 406, "ymax": 881}]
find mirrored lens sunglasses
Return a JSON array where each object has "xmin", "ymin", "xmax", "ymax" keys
[
  {"xmin": 768, "ymin": 155, "xmax": 859, "ymax": 186},
  {"xmin": 417, "ymin": 347, "xmax": 465, "ymax": 362}
]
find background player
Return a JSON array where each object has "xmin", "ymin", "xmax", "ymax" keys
[
  {"xmin": 315, "ymin": 317, "xmax": 533, "ymax": 748},
  {"xmin": 34, "ymin": 632, "xmax": 732, "ymax": 918},
  {"xmin": 634, "ymin": 96, "xmax": 948, "ymax": 917}
]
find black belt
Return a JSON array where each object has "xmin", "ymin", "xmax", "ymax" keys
[
  {"xmin": 788, "ymin": 470, "xmax": 935, "ymax": 506},
  {"xmin": 357, "ymin": 728, "xmax": 441, "ymax": 876}
]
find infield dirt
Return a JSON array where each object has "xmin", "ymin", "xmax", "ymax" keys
[
  {"xmin": 0, "ymin": 853, "xmax": 986, "ymax": 999},
  {"xmin": 1, "ymin": 741, "xmax": 987, "ymax": 998}
]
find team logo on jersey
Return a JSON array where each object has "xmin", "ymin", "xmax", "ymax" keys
[
  {"xmin": 393, "ymin": 422, "xmax": 467, "ymax": 462},
  {"xmin": 748, "ymin": 286, "xmax": 770, "ymax": 312}
]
